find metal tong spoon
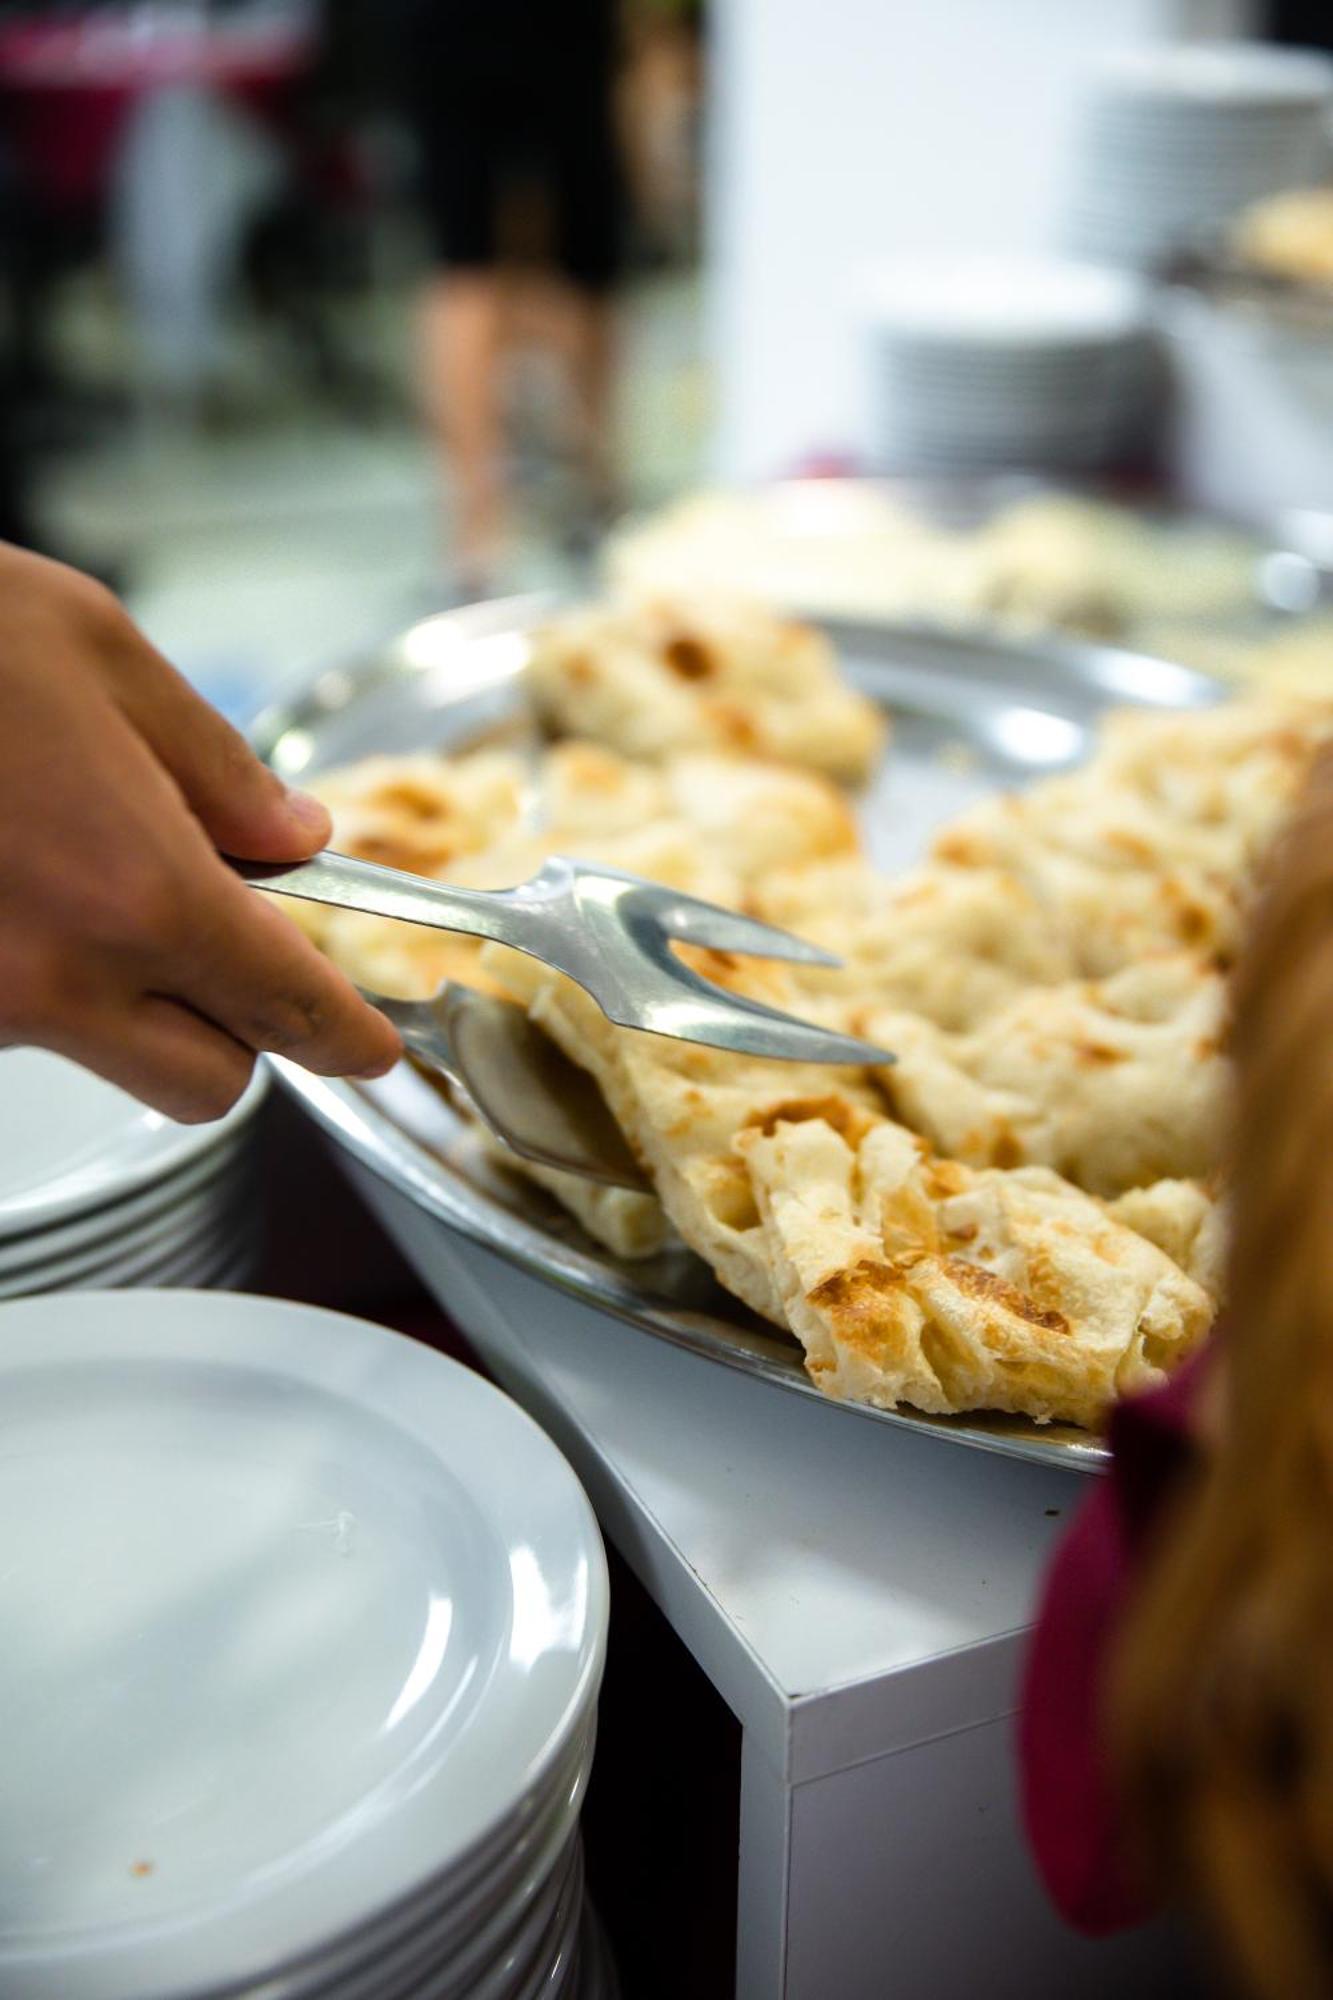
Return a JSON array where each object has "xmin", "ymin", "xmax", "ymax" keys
[
  {"xmin": 234, "ymin": 848, "xmax": 894, "ymax": 1068},
  {"xmin": 368, "ymin": 981, "xmax": 650, "ymax": 1191}
]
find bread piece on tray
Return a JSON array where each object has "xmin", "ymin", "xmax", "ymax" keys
[
  {"xmin": 527, "ymin": 593, "xmax": 887, "ymax": 784},
  {"xmin": 736, "ymin": 1111, "xmax": 1215, "ymax": 1429},
  {"xmin": 866, "ymin": 955, "xmax": 1228, "ymax": 1196},
  {"xmin": 481, "ymin": 942, "xmax": 883, "ymax": 1326}
]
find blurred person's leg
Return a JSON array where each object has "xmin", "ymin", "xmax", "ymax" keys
[
  {"xmin": 419, "ymin": 267, "xmax": 507, "ymax": 587},
  {"xmin": 552, "ymin": 282, "xmax": 619, "ymax": 514},
  {"xmin": 618, "ymin": 13, "xmax": 703, "ymax": 268}
]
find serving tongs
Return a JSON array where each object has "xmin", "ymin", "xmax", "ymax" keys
[
  {"xmin": 237, "ymin": 850, "xmax": 893, "ymax": 1179},
  {"xmin": 361, "ymin": 980, "xmax": 651, "ymax": 1191}
]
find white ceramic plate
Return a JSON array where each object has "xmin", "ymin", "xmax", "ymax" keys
[
  {"xmin": 0, "ymin": 1167, "xmax": 253, "ymax": 1298},
  {"xmin": 316, "ymin": 1743, "xmax": 592, "ymax": 2000},
  {"xmin": 342, "ymin": 1828, "xmax": 580, "ymax": 2000},
  {"xmin": 187, "ymin": 1246, "xmax": 260, "ymax": 1295},
  {"xmin": 0, "ymin": 1291, "xmax": 607, "ymax": 2000},
  {"xmin": 863, "ymin": 256, "xmax": 1149, "ymax": 346},
  {"xmin": 572, "ymin": 1901, "xmax": 616, "ymax": 2000},
  {"xmin": 71, "ymin": 1225, "xmax": 255, "ymax": 1299},
  {"xmin": 267, "ymin": 1716, "xmax": 596, "ymax": 2000},
  {"xmin": 0, "ymin": 1052, "xmax": 267, "ymax": 1240},
  {"xmin": 0, "ymin": 1134, "xmax": 252, "ymax": 1277},
  {"xmin": 0, "ymin": 1214, "xmax": 253, "ymax": 1296},
  {"xmin": 395, "ymin": 1840, "xmax": 584, "ymax": 2000},
  {"xmin": 0, "ymin": 1190, "xmax": 255, "ymax": 1299},
  {"xmin": 1092, "ymin": 40, "xmax": 1333, "ymax": 104}
]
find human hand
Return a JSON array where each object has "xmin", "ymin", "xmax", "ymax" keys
[{"xmin": 0, "ymin": 544, "xmax": 401, "ymax": 1119}]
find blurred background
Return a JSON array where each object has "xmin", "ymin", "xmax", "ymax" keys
[{"xmin": 4, "ymin": 0, "xmax": 1333, "ymax": 718}]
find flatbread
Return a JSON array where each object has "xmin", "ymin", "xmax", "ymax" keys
[
  {"xmin": 526, "ymin": 593, "xmax": 888, "ymax": 783},
  {"xmin": 482, "ymin": 942, "xmax": 882, "ymax": 1326},
  {"xmin": 931, "ymin": 697, "xmax": 1328, "ymax": 973},
  {"xmin": 1103, "ymin": 1179, "xmax": 1227, "ymax": 1299},
  {"xmin": 865, "ymin": 956, "xmax": 1228, "ymax": 1195},
  {"xmin": 751, "ymin": 860, "xmax": 1085, "ymax": 1030},
  {"xmin": 736, "ymin": 1112, "xmax": 1215, "ymax": 1429},
  {"xmin": 477, "ymin": 1135, "xmax": 670, "ymax": 1261}
]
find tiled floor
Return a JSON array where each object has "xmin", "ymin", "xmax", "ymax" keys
[{"xmin": 35, "ymin": 265, "xmax": 708, "ymax": 721}]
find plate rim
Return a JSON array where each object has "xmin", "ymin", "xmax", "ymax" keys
[
  {"xmin": 0, "ymin": 1134, "xmax": 250, "ymax": 1275},
  {"xmin": 0, "ymin": 1060, "xmax": 268, "ymax": 1243}
]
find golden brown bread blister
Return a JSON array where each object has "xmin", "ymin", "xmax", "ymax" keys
[
  {"xmin": 751, "ymin": 846, "xmax": 1232, "ymax": 1025},
  {"xmin": 275, "ymin": 747, "xmax": 535, "ymax": 980},
  {"xmin": 748, "ymin": 698, "xmax": 1333, "ymax": 1014},
  {"xmin": 735, "ymin": 1112, "xmax": 1216, "ymax": 1429},
  {"xmin": 934, "ymin": 779, "xmax": 1247, "ymax": 908},
  {"xmin": 1093, "ymin": 700, "xmax": 1323, "ymax": 848},
  {"xmin": 526, "ymin": 593, "xmax": 888, "ymax": 783},
  {"xmin": 535, "ymin": 740, "xmax": 861, "ymax": 872},
  {"xmin": 309, "ymin": 748, "xmax": 532, "ymax": 877}
]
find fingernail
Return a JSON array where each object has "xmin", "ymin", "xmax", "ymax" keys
[
  {"xmin": 353, "ymin": 1055, "xmax": 399, "ymax": 1080},
  {"xmin": 285, "ymin": 787, "xmax": 330, "ymax": 832}
]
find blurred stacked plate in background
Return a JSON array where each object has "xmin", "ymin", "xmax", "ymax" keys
[
  {"xmin": 863, "ymin": 257, "xmax": 1157, "ymax": 473},
  {"xmin": 0, "ymin": 1289, "xmax": 612, "ymax": 2000},
  {"xmin": 1065, "ymin": 42, "xmax": 1333, "ymax": 273},
  {"xmin": 0, "ymin": 1049, "xmax": 267, "ymax": 1298}
]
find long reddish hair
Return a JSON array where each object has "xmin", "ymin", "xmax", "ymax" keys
[{"xmin": 1111, "ymin": 740, "xmax": 1333, "ymax": 1997}]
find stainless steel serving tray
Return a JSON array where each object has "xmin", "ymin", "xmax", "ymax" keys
[{"xmin": 252, "ymin": 598, "xmax": 1223, "ymax": 1477}]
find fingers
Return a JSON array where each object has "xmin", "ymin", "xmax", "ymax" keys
[
  {"xmin": 100, "ymin": 614, "xmax": 332, "ymax": 862},
  {"xmin": 165, "ymin": 874, "xmax": 402, "ymax": 1079},
  {"xmin": 0, "ymin": 544, "xmax": 396, "ymax": 1119},
  {"xmin": 45, "ymin": 995, "xmax": 258, "ymax": 1125}
]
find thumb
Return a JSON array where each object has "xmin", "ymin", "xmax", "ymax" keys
[{"xmin": 108, "ymin": 627, "xmax": 332, "ymax": 861}]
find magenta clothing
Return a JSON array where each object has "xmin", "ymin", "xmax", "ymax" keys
[{"xmin": 1018, "ymin": 1349, "xmax": 1211, "ymax": 1933}]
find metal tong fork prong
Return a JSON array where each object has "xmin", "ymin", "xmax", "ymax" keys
[{"xmin": 235, "ymin": 849, "xmax": 896, "ymax": 1068}]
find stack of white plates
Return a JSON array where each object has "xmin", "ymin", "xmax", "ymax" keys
[
  {"xmin": 0, "ymin": 1290, "xmax": 612, "ymax": 2000},
  {"xmin": 0, "ymin": 1050, "xmax": 268, "ymax": 1299},
  {"xmin": 863, "ymin": 256, "xmax": 1156, "ymax": 473},
  {"xmin": 1065, "ymin": 42, "xmax": 1333, "ymax": 272}
]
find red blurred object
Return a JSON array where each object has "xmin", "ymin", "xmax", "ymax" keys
[
  {"xmin": 1018, "ymin": 1346, "xmax": 1212, "ymax": 1935},
  {"xmin": 0, "ymin": 9, "xmax": 315, "ymax": 214}
]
